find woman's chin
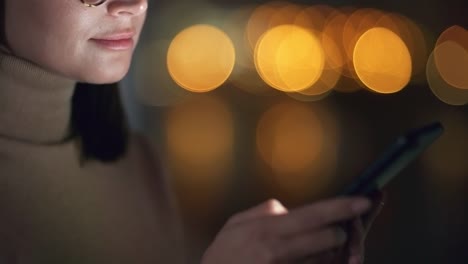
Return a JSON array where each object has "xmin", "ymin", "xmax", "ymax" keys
[{"xmin": 79, "ymin": 67, "xmax": 130, "ymax": 84}]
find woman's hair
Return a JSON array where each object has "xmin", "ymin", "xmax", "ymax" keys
[
  {"xmin": 72, "ymin": 83, "xmax": 129, "ymax": 163},
  {"xmin": 0, "ymin": 0, "xmax": 5, "ymax": 46},
  {"xmin": 1, "ymin": 0, "xmax": 130, "ymax": 163}
]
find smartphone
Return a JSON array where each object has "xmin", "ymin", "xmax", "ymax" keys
[{"xmin": 339, "ymin": 121, "xmax": 444, "ymax": 196}]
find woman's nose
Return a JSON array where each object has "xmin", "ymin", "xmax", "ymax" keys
[{"xmin": 107, "ymin": 0, "xmax": 148, "ymax": 17}]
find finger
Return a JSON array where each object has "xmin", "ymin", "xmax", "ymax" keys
[
  {"xmin": 362, "ymin": 191, "xmax": 386, "ymax": 226},
  {"xmin": 348, "ymin": 255, "xmax": 363, "ymax": 264},
  {"xmin": 227, "ymin": 199, "xmax": 288, "ymax": 226},
  {"xmin": 325, "ymin": 218, "xmax": 363, "ymax": 264},
  {"xmin": 362, "ymin": 193, "xmax": 386, "ymax": 236},
  {"xmin": 271, "ymin": 226, "xmax": 348, "ymax": 261},
  {"xmin": 296, "ymin": 250, "xmax": 336, "ymax": 264},
  {"xmin": 347, "ymin": 218, "xmax": 365, "ymax": 258},
  {"xmin": 312, "ymin": 251, "xmax": 336, "ymax": 264},
  {"xmin": 270, "ymin": 197, "xmax": 371, "ymax": 236},
  {"xmin": 363, "ymin": 206, "xmax": 383, "ymax": 238}
]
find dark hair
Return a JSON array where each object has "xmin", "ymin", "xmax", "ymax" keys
[
  {"xmin": 72, "ymin": 83, "xmax": 129, "ymax": 163},
  {"xmin": 0, "ymin": 0, "xmax": 5, "ymax": 47}
]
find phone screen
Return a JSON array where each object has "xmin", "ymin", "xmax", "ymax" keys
[{"xmin": 339, "ymin": 121, "xmax": 444, "ymax": 196}]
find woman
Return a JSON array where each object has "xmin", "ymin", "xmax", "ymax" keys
[{"xmin": 0, "ymin": 0, "xmax": 382, "ymax": 263}]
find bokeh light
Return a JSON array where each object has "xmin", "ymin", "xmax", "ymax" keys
[
  {"xmin": 165, "ymin": 95, "xmax": 235, "ymax": 217},
  {"xmin": 269, "ymin": 2, "xmax": 303, "ymax": 28},
  {"xmin": 289, "ymin": 61, "xmax": 340, "ymax": 102},
  {"xmin": 320, "ymin": 8, "xmax": 364, "ymax": 93},
  {"xmin": 225, "ymin": 5, "xmax": 276, "ymax": 95},
  {"xmin": 436, "ymin": 25, "xmax": 467, "ymax": 48},
  {"xmin": 256, "ymin": 100, "xmax": 338, "ymax": 203},
  {"xmin": 224, "ymin": 5, "xmax": 256, "ymax": 70},
  {"xmin": 434, "ymin": 25, "xmax": 468, "ymax": 90},
  {"xmin": 256, "ymin": 102, "xmax": 324, "ymax": 173},
  {"xmin": 156, "ymin": 5, "xmax": 437, "ymax": 99},
  {"xmin": 246, "ymin": 1, "xmax": 289, "ymax": 52},
  {"xmin": 342, "ymin": 8, "xmax": 385, "ymax": 66},
  {"xmin": 255, "ymin": 24, "xmax": 325, "ymax": 92},
  {"xmin": 320, "ymin": 25, "xmax": 345, "ymax": 73},
  {"xmin": 294, "ymin": 33, "xmax": 343, "ymax": 98},
  {"xmin": 376, "ymin": 13, "xmax": 429, "ymax": 81},
  {"xmin": 427, "ymin": 48, "xmax": 468, "ymax": 106},
  {"xmin": 167, "ymin": 24, "xmax": 236, "ymax": 93},
  {"xmin": 294, "ymin": 5, "xmax": 334, "ymax": 32},
  {"xmin": 434, "ymin": 41, "xmax": 468, "ymax": 90},
  {"xmin": 321, "ymin": 8, "xmax": 352, "ymax": 76},
  {"xmin": 353, "ymin": 27, "xmax": 412, "ymax": 94},
  {"xmin": 293, "ymin": 7, "xmax": 343, "ymax": 98}
]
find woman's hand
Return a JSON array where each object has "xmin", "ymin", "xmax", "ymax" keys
[
  {"xmin": 331, "ymin": 192, "xmax": 385, "ymax": 264},
  {"xmin": 201, "ymin": 197, "xmax": 372, "ymax": 264}
]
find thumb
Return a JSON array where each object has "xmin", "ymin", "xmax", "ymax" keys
[{"xmin": 228, "ymin": 199, "xmax": 288, "ymax": 225}]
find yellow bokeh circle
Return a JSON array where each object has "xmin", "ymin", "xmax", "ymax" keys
[
  {"xmin": 255, "ymin": 24, "xmax": 325, "ymax": 92},
  {"xmin": 167, "ymin": 24, "xmax": 236, "ymax": 93},
  {"xmin": 353, "ymin": 27, "xmax": 412, "ymax": 94}
]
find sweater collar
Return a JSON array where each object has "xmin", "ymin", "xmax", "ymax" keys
[{"xmin": 0, "ymin": 51, "xmax": 76, "ymax": 144}]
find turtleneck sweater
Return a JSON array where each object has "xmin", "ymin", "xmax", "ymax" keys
[{"xmin": 0, "ymin": 51, "xmax": 184, "ymax": 263}]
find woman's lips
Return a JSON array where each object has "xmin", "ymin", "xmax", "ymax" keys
[
  {"xmin": 90, "ymin": 38, "xmax": 134, "ymax": 51},
  {"xmin": 90, "ymin": 31, "xmax": 136, "ymax": 51}
]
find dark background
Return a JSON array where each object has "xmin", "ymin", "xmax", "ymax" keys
[{"xmin": 122, "ymin": 0, "xmax": 468, "ymax": 263}]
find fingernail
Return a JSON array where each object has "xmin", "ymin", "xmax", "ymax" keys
[{"xmin": 352, "ymin": 199, "xmax": 371, "ymax": 213}]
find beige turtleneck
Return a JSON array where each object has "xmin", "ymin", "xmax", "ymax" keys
[
  {"xmin": 0, "ymin": 50, "xmax": 75, "ymax": 143},
  {"xmin": 0, "ymin": 51, "xmax": 184, "ymax": 263}
]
